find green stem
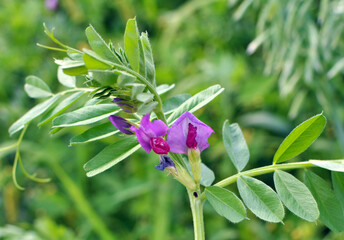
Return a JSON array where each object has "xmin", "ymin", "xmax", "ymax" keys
[
  {"xmin": 12, "ymin": 125, "xmax": 28, "ymax": 190},
  {"xmin": 112, "ymin": 64, "xmax": 166, "ymax": 123},
  {"xmin": 201, "ymin": 161, "xmax": 315, "ymax": 201},
  {"xmin": 188, "ymin": 189, "xmax": 205, "ymax": 240},
  {"xmin": 0, "ymin": 143, "xmax": 18, "ymax": 152},
  {"xmin": 17, "ymin": 151, "xmax": 51, "ymax": 183}
]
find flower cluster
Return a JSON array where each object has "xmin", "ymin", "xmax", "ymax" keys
[{"xmin": 109, "ymin": 109, "xmax": 214, "ymax": 175}]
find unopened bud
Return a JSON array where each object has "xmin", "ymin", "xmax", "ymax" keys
[
  {"xmin": 113, "ymin": 98, "xmax": 136, "ymax": 113},
  {"xmin": 109, "ymin": 115, "xmax": 134, "ymax": 135}
]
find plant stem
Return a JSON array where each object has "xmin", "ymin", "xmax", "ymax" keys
[
  {"xmin": 188, "ymin": 189, "xmax": 205, "ymax": 240},
  {"xmin": 0, "ymin": 143, "xmax": 18, "ymax": 152},
  {"xmin": 112, "ymin": 64, "xmax": 167, "ymax": 123},
  {"xmin": 201, "ymin": 161, "xmax": 315, "ymax": 201},
  {"xmin": 12, "ymin": 125, "xmax": 28, "ymax": 190}
]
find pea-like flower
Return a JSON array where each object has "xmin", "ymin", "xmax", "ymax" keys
[
  {"xmin": 109, "ymin": 115, "xmax": 134, "ymax": 135},
  {"xmin": 167, "ymin": 111, "xmax": 214, "ymax": 154},
  {"xmin": 130, "ymin": 114, "xmax": 170, "ymax": 154}
]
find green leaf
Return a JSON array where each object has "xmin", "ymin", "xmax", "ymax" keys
[
  {"xmin": 156, "ymin": 84, "xmax": 175, "ymax": 95},
  {"xmin": 148, "ymin": 93, "xmax": 189, "ymax": 119},
  {"xmin": 309, "ymin": 160, "xmax": 344, "ymax": 172},
  {"xmin": 305, "ymin": 171, "xmax": 344, "ymax": 232},
  {"xmin": 61, "ymin": 62, "xmax": 88, "ymax": 76},
  {"xmin": 205, "ymin": 186, "xmax": 246, "ymax": 223},
  {"xmin": 9, "ymin": 94, "xmax": 61, "ymax": 135},
  {"xmin": 52, "ymin": 104, "xmax": 119, "ymax": 128},
  {"xmin": 130, "ymin": 83, "xmax": 145, "ymax": 99},
  {"xmin": 332, "ymin": 172, "xmax": 344, "ymax": 211},
  {"xmin": 85, "ymin": 25, "xmax": 120, "ymax": 64},
  {"xmin": 136, "ymin": 93, "xmax": 154, "ymax": 103},
  {"xmin": 84, "ymin": 137, "xmax": 140, "ymax": 177},
  {"xmin": 70, "ymin": 122, "xmax": 119, "ymax": 145},
  {"xmin": 167, "ymin": 85, "xmax": 224, "ymax": 124},
  {"xmin": 138, "ymin": 32, "xmax": 146, "ymax": 77},
  {"xmin": 163, "ymin": 94, "xmax": 191, "ymax": 114},
  {"xmin": 57, "ymin": 67, "xmax": 76, "ymax": 88},
  {"xmin": 140, "ymin": 32, "xmax": 155, "ymax": 85},
  {"xmin": 273, "ymin": 113, "xmax": 326, "ymax": 163},
  {"xmin": 83, "ymin": 49, "xmax": 113, "ymax": 70},
  {"xmin": 124, "ymin": 18, "xmax": 140, "ymax": 72},
  {"xmin": 137, "ymin": 102, "xmax": 158, "ymax": 116},
  {"xmin": 237, "ymin": 175, "xmax": 285, "ymax": 222},
  {"xmin": 91, "ymin": 70, "xmax": 118, "ymax": 86},
  {"xmin": 273, "ymin": 170, "xmax": 319, "ymax": 222},
  {"xmin": 200, "ymin": 163, "xmax": 215, "ymax": 187},
  {"xmin": 39, "ymin": 91, "xmax": 85, "ymax": 126},
  {"xmin": 67, "ymin": 52, "xmax": 84, "ymax": 61},
  {"xmin": 222, "ymin": 121, "xmax": 249, "ymax": 171},
  {"xmin": 24, "ymin": 76, "xmax": 52, "ymax": 98}
]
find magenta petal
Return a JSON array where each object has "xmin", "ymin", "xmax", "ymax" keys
[
  {"xmin": 150, "ymin": 137, "xmax": 170, "ymax": 154},
  {"xmin": 167, "ymin": 112, "xmax": 214, "ymax": 154},
  {"xmin": 138, "ymin": 114, "xmax": 156, "ymax": 138},
  {"xmin": 131, "ymin": 114, "xmax": 170, "ymax": 154},
  {"xmin": 131, "ymin": 126, "xmax": 152, "ymax": 153},
  {"xmin": 150, "ymin": 119, "xmax": 169, "ymax": 137},
  {"xmin": 186, "ymin": 123, "xmax": 198, "ymax": 149},
  {"xmin": 166, "ymin": 119, "xmax": 188, "ymax": 154},
  {"xmin": 139, "ymin": 114, "xmax": 169, "ymax": 137}
]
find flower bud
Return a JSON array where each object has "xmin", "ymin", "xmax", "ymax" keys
[
  {"xmin": 109, "ymin": 115, "xmax": 134, "ymax": 135},
  {"xmin": 113, "ymin": 98, "xmax": 136, "ymax": 113}
]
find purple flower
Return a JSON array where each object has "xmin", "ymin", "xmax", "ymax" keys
[
  {"xmin": 167, "ymin": 111, "xmax": 214, "ymax": 154},
  {"xmin": 113, "ymin": 98, "xmax": 135, "ymax": 113},
  {"xmin": 45, "ymin": 0, "xmax": 59, "ymax": 11},
  {"xmin": 109, "ymin": 115, "xmax": 134, "ymax": 135},
  {"xmin": 130, "ymin": 114, "xmax": 170, "ymax": 154},
  {"xmin": 155, "ymin": 155, "xmax": 176, "ymax": 171}
]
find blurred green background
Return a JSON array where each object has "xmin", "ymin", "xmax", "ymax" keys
[{"xmin": 1, "ymin": 0, "xmax": 344, "ymax": 239}]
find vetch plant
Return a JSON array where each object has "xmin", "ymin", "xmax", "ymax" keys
[{"xmin": 3, "ymin": 18, "xmax": 344, "ymax": 239}]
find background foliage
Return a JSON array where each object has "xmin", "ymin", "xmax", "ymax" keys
[{"xmin": 1, "ymin": 0, "xmax": 344, "ymax": 239}]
